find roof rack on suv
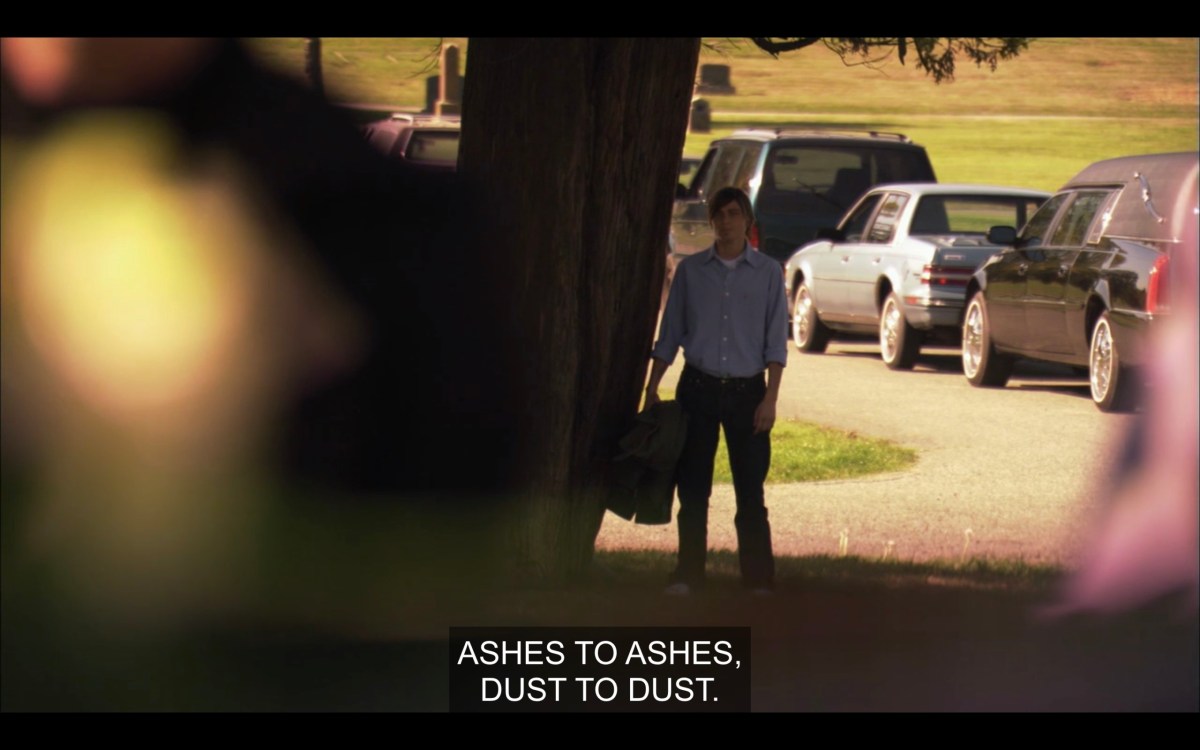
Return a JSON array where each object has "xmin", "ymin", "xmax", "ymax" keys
[
  {"xmin": 728, "ymin": 127, "xmax": 912, "ymax": 144},
  {"xmin": 390, "ymin": 113, "xmax": 462, "ymax": 125}
]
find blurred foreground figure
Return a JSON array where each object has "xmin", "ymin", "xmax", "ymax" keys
[
  {"xmin": 2, "ymin": 38, "xmax": 516, "ymax": 709},
  {"xmin": 1055, "ymin": 163, "xmax": 1199, "ymax": 615}
]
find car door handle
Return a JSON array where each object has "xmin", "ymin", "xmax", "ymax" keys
[
  {"xmin": 841, "ymin": 256, "xmax": 850, "ymax": 263},
  {"xmin": 872, "ymin": 257, "xmax": 881, "ymax": 265},
  {"xmin": 1017, "ymin": 263, "xmax": 1028, "ymax": 276}
]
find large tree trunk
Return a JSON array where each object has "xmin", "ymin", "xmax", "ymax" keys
[{"xmin": 458, "ymin": 38, "xmax": 700, "ymax": 583}]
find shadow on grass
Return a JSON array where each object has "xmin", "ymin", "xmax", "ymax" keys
[
  {"xmin": 476, "ymin": 550, "xmax": 1198, "ymax": 711},
  {"xmin": 4, "ymin": 543, "xmax": 1194, "ymax": 711},
  {"xmin": 587, "ymin": 549, "xmax": 1062, "ymax": 593}
]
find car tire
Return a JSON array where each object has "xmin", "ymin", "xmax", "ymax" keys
[
  {"xmin": 1089, "ymin": 311, "xmax": 1138, "ymax": 412},
  {"xmin": 962, "ymin": 291, "xmax": 1012, "ymax": 387},
  {"xmin": 879, "ymin": 291, "xmax": 921, "ymax": 370},
  {"xmin": 792, "ymin": 281, "xmax": 831, "ymax": 353}
]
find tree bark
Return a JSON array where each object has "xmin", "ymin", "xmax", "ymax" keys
[{"xmin": 458, "ymin": 38, "xmax": 701, "ymax": 582}]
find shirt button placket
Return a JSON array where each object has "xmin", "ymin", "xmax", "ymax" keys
[{"xmin": 721, "ymin": 269, "xmax": 732, "ymax": 377}]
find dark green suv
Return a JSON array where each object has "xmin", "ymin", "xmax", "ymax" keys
[
  {"xmin": 361, "ymin": 113, "xmax": 460, "ymax": 172},
  {"xmin": 670, "ymin": 129, "xmax": 936, "ymax": 266}
]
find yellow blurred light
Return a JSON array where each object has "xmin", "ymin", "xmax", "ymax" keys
[{"xmin": 10, "ymin": 113, "xmax": 248, "ymax": 418}]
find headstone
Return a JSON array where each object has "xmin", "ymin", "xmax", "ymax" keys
[
  {"xmin": 436, "ymin": 44, "xmax": 463, "ymax": 117},
  {"xmin": 696, "ymin": 63, "xmax": 735, "ymax": 95},
  {"xmin": 689, "ymin": 98, "xmax": 711, "ymax": 133},
  {"xmin": 424, "ymin": 75, "xmax": 439, "ymax": 114}
]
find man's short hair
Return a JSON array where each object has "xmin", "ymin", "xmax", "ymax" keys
[{"xmin": 707, "ymin": 186, "xmax": 754, "ymax": 230}]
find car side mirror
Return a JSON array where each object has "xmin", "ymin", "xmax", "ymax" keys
[
  {"xmin": 987, "ymin": 226, "xmax": 1017, "ymax": 245},
  {"xmin": 815, "ymin": 227, "xmax": 845, "ymax": 242}
]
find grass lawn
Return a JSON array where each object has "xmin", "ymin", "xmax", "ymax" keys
[
  {"xmin": 723, "ymin": 419, "xmax": 915, "ymax": 483},
  {"xmin": 650, "ymin": 388, "xmax": 917, "ymax": 484}
]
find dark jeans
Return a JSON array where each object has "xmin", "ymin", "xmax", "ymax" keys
[{"xmin": 671, "ymin": 365, "xmax": 775, "ymax": 589}]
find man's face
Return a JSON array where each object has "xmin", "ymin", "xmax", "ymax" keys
[{"xmin": 711, "ymin": 199, "xmax": 750, "ymax": 245}]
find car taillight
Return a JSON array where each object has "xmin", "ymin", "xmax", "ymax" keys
[
  {"xmin": 918, "ymin": 264, "xmax": 972, "ymax": 287},
  {"xmin": 1147, "ymin": 254, "xmax": 1169, "ymax": 314},
  {"xmin": 749, "ymin": 223, "xmax": 760, "ymax": 249}
]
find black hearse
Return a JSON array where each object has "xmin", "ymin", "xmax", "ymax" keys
[{"xmin": 961, "ymin": 152, "xmax": 1198, "ymax": 412}]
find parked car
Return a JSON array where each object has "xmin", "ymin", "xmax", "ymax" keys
[
  {"xmin": 784, "ymin": 183, "xmax": 1049, "ymax": 368},
  {"xmin": 962, "ymin": 152, "xmax": 1199, "ymax": 412},
  {"xmin": 677, "ymin": 156, "xmax": 703, "ymax": 195},
  {"xmin": 670, "ymin": 128, "xmax": 936, "ymax": 270},
  {"xmin": 361, "ymin": 113, "xmax": 460, "ymax": 171},
  {"xmin": 667, "ymin": 157, "xmax": 706, "ymax": 258}
]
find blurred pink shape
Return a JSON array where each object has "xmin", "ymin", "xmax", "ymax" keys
[{"xmin": 1056, "ymin": 162, "xmax": 1199, "ymax": 615}]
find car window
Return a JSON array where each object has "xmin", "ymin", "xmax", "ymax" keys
[
  {"xmin": 698, "ymin": 143, "xmax": 755, "ymax": 200},
  {"xmin": 1048, "ymin": 190, "xmax": 1114, "ymax": 247},
  {"xmin": 687, "ymin": 149, "xmax": 720, "ymax": 199},
  {"xmin": 840, "ymin": 193, "xmax": 883, "ymax": 242},
  {"xmin": 873, "ymin": 148, "xmax": 936, "ymax": 184},
  {"xmin": 1018, "ymin": 193, "xmax": 1069, "ymax": 248},
  {"xmin": 1086, "ymin": 189, "xmax": 1124, "ymax": 245},
  {"xmin": 404, "ymin": 130, "xmax": 459, "ymax": 165},
  {"xmin": 757, "ymin": 147, "xmax": 863, "ymax": 226},
  {"xmin": 756, "ymin": 144, "xmax": 932, "ymax": 222},
  {"xmin": 365, "ymin": 122, "xmax": 401, "ymax": 153},
  {"xmin": 678, "ymin": 158, "xmax": 702, "ymax": 190},
  {"xmin": 867, "ymin": 193, "xmax": 910, "ymax": 243},
  {"xmin": 911, "ymin": 196, "xmax": 1046, "ymax": 235},
  {"xmin": 765, "ymin": 147, "xmax": 861, "ymax": 194},
  {"xmin": 732, "ymin": 144, "xmax": 765, "ymax": 193}
]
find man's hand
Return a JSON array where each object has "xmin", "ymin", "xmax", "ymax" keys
[
  {"xmin": 644, "ymin": 357, "xmax": 669, "ymax": 411},
  {"xmin": 753, "ymin": 398, "xmax": 776, "ymax": 434}
]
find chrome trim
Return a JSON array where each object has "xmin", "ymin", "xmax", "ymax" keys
[
  {"xmin": 1134, "ymin": 171, "xmax": 1165, "ymax": 223},
  {"xmin": 903, "ymin": 296, "xmax": 961, "ymax": 308},
  {"xmin": 1104, "ymin": 234, "xmax": 1182, "ymax": 244}
]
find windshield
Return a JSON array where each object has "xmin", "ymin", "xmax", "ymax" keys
[
  {"xmin": 756, "ymin": 145, "xmax": 934, "ymax": 220},
  {"xmin": 910, "ymin": 195, "xmax": 1045, "ymax": 235},
  {"xmin": 405, "ymin": 130, "xmax": 460, "ymax": 166}
]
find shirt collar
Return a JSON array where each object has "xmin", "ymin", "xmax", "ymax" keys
[{"xmin": 705, "ymin": 242, "xmax": 761, "ymax": 267}]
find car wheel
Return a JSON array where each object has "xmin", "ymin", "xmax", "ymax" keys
[
  {"xmin": 879, "ymin": 292, "xmax": 921, "ymax": 370},
  {"xmin": 1089, "ymin": 311, "xmax": 1138, "ymax": 412},
  {"xmin": 962, "ymin": 291, "xmax": 1012, "ymax": 387},
  {"xmin": 792, "ymin": 281, "xmax": 830, "ymax": 353}
]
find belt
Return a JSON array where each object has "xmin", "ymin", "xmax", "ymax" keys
[{"xmin": 683, "ymin": 364, "xmax": 764, "ymax": 386}]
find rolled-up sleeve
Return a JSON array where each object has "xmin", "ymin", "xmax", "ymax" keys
[
  {"xmin": 652, "ymin": 263, "xmax": 687, "ymax": 364},
  {"xmin": 763, "ymin": 263, "xmax": 788, "ymax": 367}
]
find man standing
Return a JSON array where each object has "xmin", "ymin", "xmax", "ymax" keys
[{"xmin": 645, "ymin": 186, "xmax": 788, "ymax": 594}]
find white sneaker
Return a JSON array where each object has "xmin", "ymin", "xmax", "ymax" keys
[{"xmin": 664, "ymin": 582, "xmax": 692, "ymax": 596}]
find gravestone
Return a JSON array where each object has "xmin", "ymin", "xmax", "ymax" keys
[
  {"xmin": 423, "ymin": 75, "xmax": 439, "ymax": 114},
  {"xmin": 436, "ymin": 44, "xmax": 463, "ymax": 117},
  {"xmin": 696, "ymin": 63, "xmax": 735, "ymax": 95},
  {"xmin": 689, "ymin": 98, "xmax": 711, "ymax": 133}
]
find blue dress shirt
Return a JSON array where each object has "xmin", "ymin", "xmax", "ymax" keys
[{"xmin": 652, "ymin": 243, "xmax": 788, "ymax": 378}]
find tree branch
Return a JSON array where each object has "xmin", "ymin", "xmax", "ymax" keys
[
  {"xmin": 749, "ymin": 38, "xmax": 823, "ymax": 57},
  {"xmin": 752, "ymin": 37, "xmax": 1031, "ymax": 83}
]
